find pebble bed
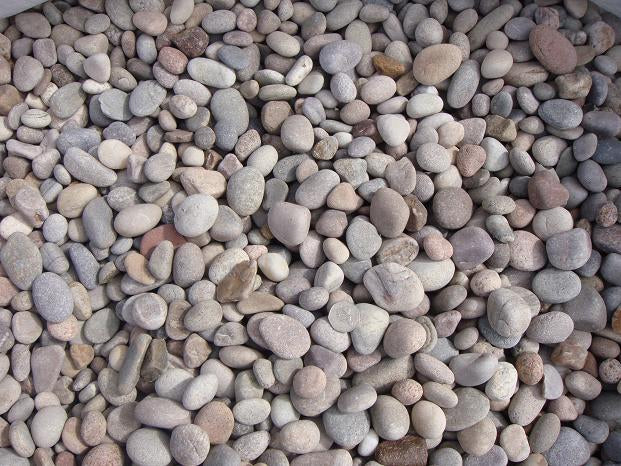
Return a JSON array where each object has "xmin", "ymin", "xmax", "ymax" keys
[{"xmin": 0, "ymin": 0, "xmax": 620, "ymax": 465}]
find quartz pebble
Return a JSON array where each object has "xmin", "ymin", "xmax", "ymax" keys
[{"xmin": 0, "ymin": 1, "xmax": 617, "ymax": 465}]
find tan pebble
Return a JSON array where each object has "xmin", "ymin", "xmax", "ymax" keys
[
  {"xmin": 124, "ymin": 251, "xmax": 156, "ymax": 285},
  {"xmin": 423, "ymin": 234, "xmax": 453, "ymax": 261},
  {"xmin": 69, "ymin": 344, "xmax": 95, "ymax": 369},
  {"xmin": 372, "ymin": 53, "xmax": 406, "ymax": 78},
  {"xmin": 412, "ymin": 44, "xmax": 462, "ymax": 85},
  {"xmin": 56, "ymin": 184, "xmax": 98, "ymax": 219},
  {"xmin": 391, "ymin": 379, "xmax": 423, "ymax": 405},
  {"xmin": 194, "ymin": 401, "xmax": 234, "ymax": 444},
  {"xmin": 47, "ymin": 315, "xmax": 79, "ymax": 341}
]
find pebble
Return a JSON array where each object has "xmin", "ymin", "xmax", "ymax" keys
[
  {"xmin": 363, "ymin": 263, "xmax": 424, "ymax": 313},
  {"xmin": 31, "ymin": 272, "xmax": 73, "ymax": 323},
  {"xmin": 375, "ymin": 436, "xmax": 428, "ymax": 466},
  {"xmin": 280, "ymin": 419, "xmax": 321, "ymax": 453},
  {"xmin": 444, "ymin": 388, "xmax": 490, "ymax": 431},
  {"xmin": 371, "ymin": 395, "xmax": 410, "ymax": 440},
  {"xmin": 382, "ymin": 318, "xmax": 427, "ymax": 358},
  {"xmin": 450, "ymin": 353, "xmax": 498, "ymax": 387},
  {"xmin": 526, "ymin": 311, "xmax": 574, "ymax": 343},
  {"xmin": 538, "ymin": 99, "xmax": 584, "ymax": 130},
  {"xmin": 544, "ymin": 427, "xmax": 590, "ymax": 466},
  {"xmin": 114, "ymin": 204, "xmax": 162, "ymax": 237},
  {"xmin": 413, "ymin": 44, "xmax": 463, "ymax": 85},
  {"xmin": 432, "ymin": 188, "xmax": 473, "ymax": 229},
  {"xmin": 174, "ymin": 194, "xmax": 218, "ymax": 237},
  {"xmin": 457, "ymin": 417, "xmax": 497, "ymax": 456},
  {"xmin": 0, "ymin": 233, "xmax": 42, "ymax": 290},
  {"xmin": 529, "ymin": 25, "xmax": 578, "ymax": 75},
  {"xmin": 487, "ymin": 288, "xmax": 531, "ymax": 338},
  {"xmin": 411, "ymin": 400, "xmax": 446, "ymax": 439},
  {"xmin": 268, "ymin": 202, "xmax": 311, "ymax": 248},
  {"xmin": 319, "ymin": 40, "xmax": 363, "ymax": 74},
  {"xmin": 227, "ymin": 167, "xmax": 265, "ymax": 216},
  {"xmin": 31, "ymin": 406, "xmax": 66, "ymax": 448},
  {"xmin": 532, "ymin": 269, "xmax": 582, "ymax": 304},
  {"xmin": 188, "ymin": 58, "xmax": 236, "ymax": 88},
  {"xmin": 170, "ymin": 424, "xmax": 210, "ymax": 465},
  {"xmin": 259, "ymin": 314, "xmax": 311, "ymax": 359},
  {"xmin": 127, "ymin": 428, "xmax": 172, "ymax": 466}
]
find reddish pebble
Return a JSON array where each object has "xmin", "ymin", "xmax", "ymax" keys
[{"xmin": 140, "ymin": 224, "xmax": 186, "ymax": 258}]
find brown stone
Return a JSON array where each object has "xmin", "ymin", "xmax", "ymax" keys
[
  {"xmin": 582, "ymin": 352, "xmax": 598, "ymax": 378},
  {"xmin": 404, "ymin": 195, "xmax": 428, "ymax": 232},
  {"xmin": 550, "ymin": 341, "xmax": 588, "ymax": 370},
  {"xmin": 178, "ymin": 167, "xmax": 227, "ymax": 197},
  {"xmin": 515, "ymin": 352, "xmax": 544, "ymax": 385},
  {"xmin": 456, "ymin": 144, "xmax": 486, "ymax": 177},
  {"xmin": 216, "ymin": 260, "xmax": 258, "ymax": 303},
  {"xmin": 373, "ymin": 54, "xmax": 406, "ymax": 78},
  {"xmin": 237, "ymin": 291, "xmax": 284, "ymax": 314},
  {"xmin": 194, "ymin": 401, "xmax": 234, "ymax": 444},
  {"xmin": 183, "ymin": 333, "xmax": 211, "ymax": 368},
  {"xmin": 596, "ymin": 201, "xmax": 618, "ymax": 227},
  {"xmin": 311, "ymin": 136, "xmax": 338, "ymax": 160},
  {"xmin": 124, "ymin": 251, "xmax": 156, "ymax": 285},
  {"xmin": 352, "ymin": 119, "xmax": 381, "ymax": 142},
  {"xmin": 165, "ymin": 129, "xmax": 193, "ymax": 143},
  {"xmin": 61, "ymin": 417, "xmax": 89, "ymax": 455},
  {"xmin": 534, "ymin": 6, "xmax": 560, "ymax": 28},
  {"xmin": 423, "ymin": 234, "xmax": 453, "ymax": 261},
  {"xmin": 0, "ymin": 85, "xmax": 22, "ymax": 115},
  {"xmin": 55, "ymin": 451, "xmax": 77, "ymax": 466},
  {"xmin": 158, "ymin": 46, "xmax": 188, "ymax": 74},
  {"xmin": 375, "ymin": 435, "xmax": 428, "ymax": 466},
  {"xmin": 412, "ymin": 44, "xmax": 462, "ymax": 86},
  {"xmin": 485, "ymin": 115, "xmax": 517, "ymax": 141},
  {"xmin": 547, "ymin": 395, "xmax": 578, "ymax": 422},
  {"xmin": 69, "ymin": 344, "xmax": 95, "ymax": 369},
  {"xmin": 140, "ymin": 224, "xmax": 186, "ymax": 258},
  {"xmin": 172, "ymin": 27, "xmax": 209, "ymax": 58},
  {"xmin": 327, "ymin": 182, "xmax": 363, "ymax": 213},
  {"xmin": 140, "ymin": 338, "xmax": 168, "ymax": 382},
  {"xmin": 527, "ymin": 170, "xmax": 569, "ymax": 210},
  {"xmin": 529, "ymin": 25, "xmax": 577, "ymax": 75},
  {"xmin": 50, "ymin": 63, "xmax": 75, "ymax": 88},
  {"xmin": 391, "ymin": 379, "xmax": 423, "ymax": 406},
  {"xmin": 261, "ymin": 101, "xmax": 293, "ymax": 134},
  {"xmin": 555, "ymin": 71, "xmax": 592, "ymax": 99},
  {"xmin": 48, "ymin": 316, "xmax": 79, "ymax": 341}
]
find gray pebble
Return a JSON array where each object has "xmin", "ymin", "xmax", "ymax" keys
[{"xmin": 31, "ymin": 272, "xmax": 73, "ymax": 323}]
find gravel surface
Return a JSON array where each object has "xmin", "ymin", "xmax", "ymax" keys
[{"xmin": 0, "ymin": 0, "xmax": 620, "ymax": 465}]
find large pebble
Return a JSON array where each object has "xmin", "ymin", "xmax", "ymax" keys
[
  {"xmin": 529, "ymin": 25, "xmax": 578, "ymax": 75},
  {"xmin": 32, "ymin": 272, "xmax": 73, "ymax": 323},
  {"xmin": 413, "ymin": 44, "xmax": 463, "ymax": 85},
  {"xmin": 0, "ymin": 233, "xmax": 42, "ymax": 290},
  {"xmin": 174, "ymin": 194, "xmax": 218, "ymax": 237}
]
